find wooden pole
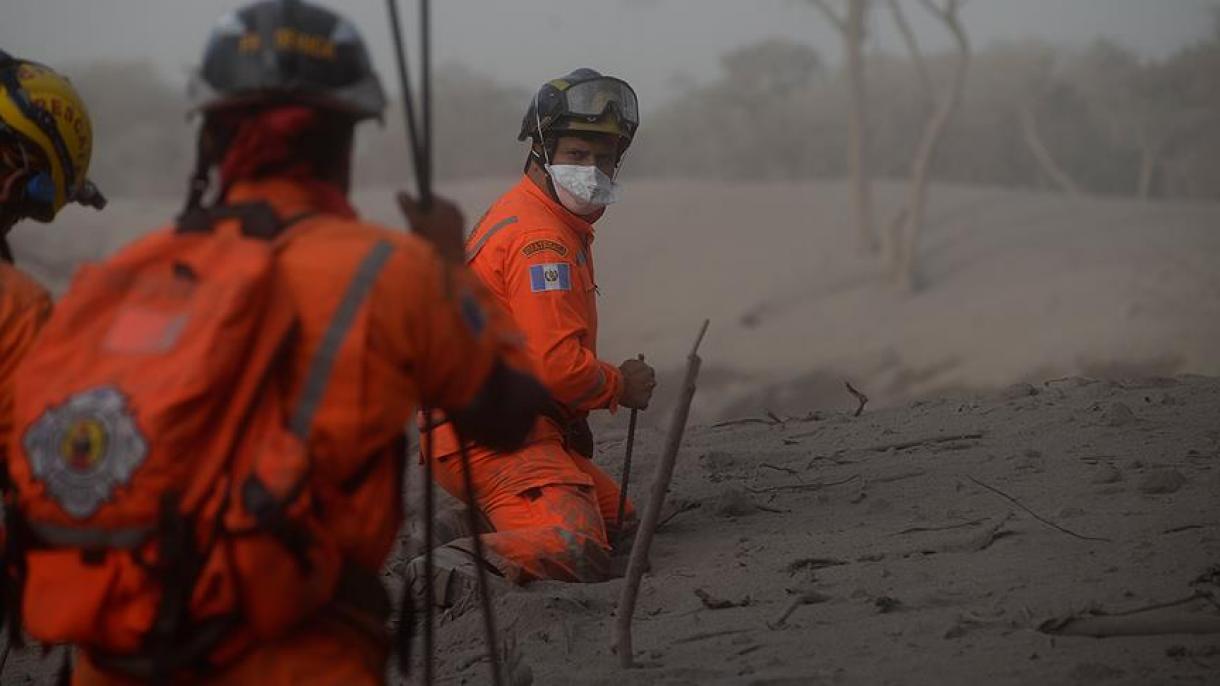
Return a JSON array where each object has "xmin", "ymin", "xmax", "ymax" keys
[{"xmin": 614, "ymin": 320, "xmax": 709, "ymax": 668}]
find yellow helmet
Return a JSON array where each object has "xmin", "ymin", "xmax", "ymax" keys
[{"xmin": 0, "ymin": 52, "xmax": 100, "ymax": 221}]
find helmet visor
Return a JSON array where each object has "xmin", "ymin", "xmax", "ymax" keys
[{"xmin": 562, "ymin": 77, "xmax": 639, "ymax": 129}]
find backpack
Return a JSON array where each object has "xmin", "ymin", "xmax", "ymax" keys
[{"xmin": 1, "ymin": 202, "xmax": 394, "ymax": 676}]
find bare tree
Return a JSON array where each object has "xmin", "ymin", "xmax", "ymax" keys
[
  {"xmin": 889, "ymin": 0, "xmax": 971, "ymax": 291},
  {"xmin": 810, "ymin": 0, "xmax": 878, "ymax": 253},
  {"xmin": 1008, "ymin": 46, "xmax": 1082, "ymax": 195},
  {"xmin": 1068, "ymin": 44, "xmax": 1196, "ymax": 201}
]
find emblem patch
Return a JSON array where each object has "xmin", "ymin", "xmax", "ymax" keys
[
  {"xmin": 528, "ymin": 263, "xmax": 572, "ymax": 293},
  {"xmin": 24, "ymin": 386, "xmax": 148, "ymax": 519},
  {"xmin": 521, "ymin": 239, "xmax": 568, "ymax": 258}
]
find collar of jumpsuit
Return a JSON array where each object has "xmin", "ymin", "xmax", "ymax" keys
[
  {"xmin": 524, "ymin": 168, "xmax": 603, "ymax": 242},
  {"xmin": 224, "ymin": 176, "xmax": 357, "ymax": 221}
]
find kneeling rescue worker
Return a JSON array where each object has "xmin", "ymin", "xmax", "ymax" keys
[
  {"xmin": 0, "ymin": 51, "xmax": 104, "ymax": 482},
  {"xmin": 1, "ymin": 1, "xmax": 547, "ymax": 684},
  {"xmin": 414, "ymin": 68, "xmax": 657, "ymax": 610}
]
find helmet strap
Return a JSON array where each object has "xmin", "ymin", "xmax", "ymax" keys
[
  {"xmin": 180, "ymin": 117, "xmax": 230, "ymax": 218},
  {"xmin": 180, "ymin": 130, "xmax": 212, "ymax": 218}
]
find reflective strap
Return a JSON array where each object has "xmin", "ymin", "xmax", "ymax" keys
[
  {"xmin": 28, "ymin": 521, "xmax": 152, "ymax": 549},
  {"xmin": 290, "ymin": 240, "xmax": 395, "ymax": 438},
  {"xmin": 570, "ymin": 367, "xmax": 607, "ymax": 407},
  {"xmin": 465, "ymin": 216, "xmax": 518, "ymax": 264}
]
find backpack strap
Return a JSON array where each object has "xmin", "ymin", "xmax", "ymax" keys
[
  {"xmin": 289, "ymin": 239, "xmax": 395, "ymax": 438},
  {"xmin": 176, "ymin": 202, "xmax": 316, "ymax": 240},
  {"xmin": 237, "ymin": 237, "xmax": 395, "ymax": 564}
]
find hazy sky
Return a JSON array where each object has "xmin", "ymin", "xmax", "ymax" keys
[{"xmin": 2, "ymin": 0, "xmax": 1216, "ymax": 112}]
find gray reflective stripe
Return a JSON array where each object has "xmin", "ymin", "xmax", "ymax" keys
[
  {"xmin": 290, "ymin": 240, "xmax": 395, "ymax": 438},
  {"xmin": 570, "ymin": 367, "xmax": 607, "ymax": 407},
  {"xmin": 29, "ymin": 521, "xmax": 152, "ymax": 549},
  {"xmin": 465, "ymin": 216, "xmax": 518, "ymax": 264}
]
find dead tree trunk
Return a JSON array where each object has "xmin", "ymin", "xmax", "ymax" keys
[
  {"xmin": 1019, "ymin": 103, "xmax": 1081, "ymax": 196},
  {"xmin": 892, "ymin": 0, "xmax": 971, "ymax": 291},
  {"xmin": 812, "ymin": 0, "xmax": 878, "ymax": 254},
  {"xmin": 1137, "ymin": 142, "xmax": 1161, "ymax": 200}
]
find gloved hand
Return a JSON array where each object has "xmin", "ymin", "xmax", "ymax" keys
[
  {"xmin": 618, "ymin": 357, "xmax": 656, "ymax": 410},
  {"xmin": 397, "ymin": 191, "xmax": 465, "ymax": 264}
]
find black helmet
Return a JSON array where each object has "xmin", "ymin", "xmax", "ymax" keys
[
  {"xmin": 188, "ymin": 0, "xmax": 386, "ymax": 120},
  {"xmin": 518, "ymin": 68, "xmax": 639, "ymax": 147}
]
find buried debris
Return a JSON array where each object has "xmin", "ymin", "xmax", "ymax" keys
[
  {"xmin": 1039, "ymin": 591, "xmax": 1220, "ymax": 638},
  {"xmin": 904, "ymin": 513, "xmax": 1015, "ymax": 555},
  {"xmin": 656, "ymin": 499, "xmax": 701, "ymax": 530},
  {"xmin": 768, "ymin": 590, "xmax": 832, "ymax": 629},
  {"xmin": 874, "ymin": 596, "xmax": 903, "ymax": 614},
  {"xmin": 694, "ymin": 587, "xmax": 752, "ymax": 610},
  {"xmin": 1139, "ymin": 468, "xmax": 1188, "ymax": 495},
  {"xmin": 966, "ymin": 475, "xmax": 1113, "ymax": 543},
  {"xmin": 785, "ymin": 557, "xmax": 849, "ymax": 575},
  {"xmin": 746, "ymin": 473, "xmax": 861, "ymax": 495}
]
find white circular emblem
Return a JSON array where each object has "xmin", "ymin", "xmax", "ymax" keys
[{"xmin": 23, "ymin": 386, "xmax": 148, "ymax": 519}]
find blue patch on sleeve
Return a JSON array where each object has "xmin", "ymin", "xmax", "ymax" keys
[
  {"xmin": 528, "ymin": 263, "xmax": 572, "ymax": 293},
  {"xmin": 458, "ymin": 292, "xmax": 486, "ymax": 336}
]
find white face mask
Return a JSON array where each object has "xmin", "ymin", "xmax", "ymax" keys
[{"xmin": 546, "ymin": 163, "xmax": 621, "ymax": 215}]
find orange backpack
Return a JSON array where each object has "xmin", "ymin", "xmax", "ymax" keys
[{"xmin": 1, "ymin": 203, "xmax": 393, "ymax": 675}]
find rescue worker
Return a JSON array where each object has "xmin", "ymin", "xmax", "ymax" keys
[
  {"xmin": 413, "ymin": 68, "xmax": 656, "ymax": 609},
  {"xmin": 0, "ymin": 51, "xmax": 102, "ymax": 484},
  {"xmin": 57, "ymin": 1, "xmax": 547, "ymax": 683}
]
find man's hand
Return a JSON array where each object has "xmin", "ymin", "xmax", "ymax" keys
[
  {"xmin": 618, "ymin": 356, "xmax": 656, "ymax": 410},
  {"xmin": 397, "ymin": 191, "xmax": 465, "ymax": 264}
]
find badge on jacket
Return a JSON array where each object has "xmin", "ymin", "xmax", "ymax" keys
[
  {"xmin": 24, "ymin": 386, "xmax": 148, "ymax": 519},
  {"xmin": 528, "ymin": 263, "xmax": 571, "ymax": 293}
]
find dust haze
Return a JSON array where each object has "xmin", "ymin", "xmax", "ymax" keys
[{"xmin": 5, "ymin": 0, "xmax": 1219, "ymax": 422}]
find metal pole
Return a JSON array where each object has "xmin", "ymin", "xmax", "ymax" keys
[
  {"xmin": 385, "ymin": 0, "xmax": 429, "ymax": 207},
  {"xmin": 419, "ymin": 0, "xmax": 433, "ymax": 211},
  {"xmin": 421, "ymin": 415, "xmax": 435, "ymax": 684},
  {"xmin": 614, "ymin": 354, "xmax": 645, "ymax": 545},
  {"xmin": 456, "ymin": 442, "xmax": 504, "ymax": 686}
]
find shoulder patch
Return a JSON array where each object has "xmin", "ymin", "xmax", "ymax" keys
[
  {"xmin": 521, "ymin": 239, "xmax": 568, "ymax": 259},
  {"xmin": 528, "ymin": 263, "xmax": 572, "ymax": 293}
]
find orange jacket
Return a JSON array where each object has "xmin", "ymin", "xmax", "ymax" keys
[
  {"xmin": 426, "ymin": 176, "xmax": 622, "ymax": 477},
  {"xmin": 227, "ymin": 178, "xmax": 524, "ymax": 571},
  {"xmin": 0, "ymin": 262, "xmax": 51, "ymax": 471},
  {"xmin": 466, "ymin": 176, "xmax": 622, "ymax": 414}
]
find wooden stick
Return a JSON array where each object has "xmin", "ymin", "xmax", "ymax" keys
[
  {"xmin": 1043, "ymin": 615, "xmax": 1220, "ymax": 638},
  {"xmin": 844, "ymin": 381, "xmax": 869, "ymax": 417},
  {"xmin": 615, "ymin": 353, "xmax": 646, "ymax": 546},
  {"xmin": 767, "ymin": 591, "xmax": 832, "ymax": 629},
  {"xmin": 745, "ymin": 473, "xmax": 861, "ymax": 495},
  {"xmin": 614, "ymin": 320, "xmax": 709, "ymax": 668}
]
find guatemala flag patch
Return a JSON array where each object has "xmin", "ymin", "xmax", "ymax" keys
[{"xmin": 529, "ymin": 263, "xmax": 572, "ymax": 292}]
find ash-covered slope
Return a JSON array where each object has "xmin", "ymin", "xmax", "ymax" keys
[{"xmin": 427, "ymin": 374, "xmax": 1220, "ymax": 685}]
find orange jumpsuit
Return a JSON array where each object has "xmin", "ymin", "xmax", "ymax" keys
[
  {"xmin": 427, "ymin": 175, "xmax": 634, "ymax": 584},
  {"xmin": 72, "ymin": 177, "xmax": 526, "ymax": 686},
  {"xmin": 0, "ymin": 261, "xmax": 51, "ymax": 481}
]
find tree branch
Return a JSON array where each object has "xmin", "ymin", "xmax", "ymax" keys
[
  {"xmin": 810, "ymin": 0, "xmax": 848, "ymax": 33},
  {"xmin": 887, "ymin": 0, "xmax": 932, "ymax": 94}
]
